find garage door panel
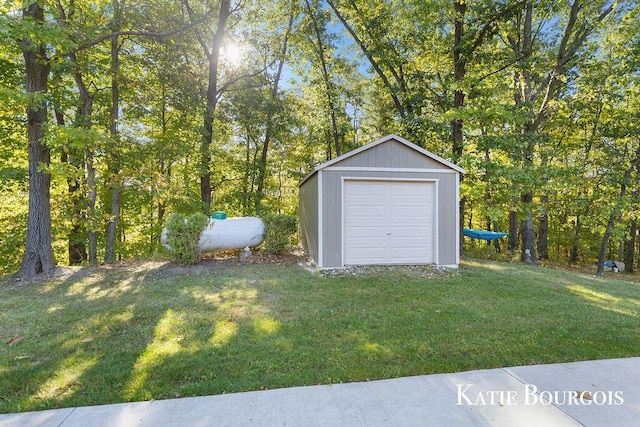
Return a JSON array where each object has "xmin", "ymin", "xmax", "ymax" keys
[
  {"xmin": 391, "ymin": 199, "xmax": 430, "ymax": 208},
  {"xmin": 392, "ymin": 190, "xmax": 431, "ymax": 200},
  {"xmin": 345, "ymin": 248, "xmax": 388, "ymax": 264},
  {"xmin": 347, "ymin": 236, "xmax": 388, "ymax": 247},
  {"xmin": 391, "ymin": 206, "xmax": 430, "ymax": 219},
  {"xmin": 391, "ymin": 247, "xmax": 433, "ymax": 262},
  {"xmin": 347, "ymin": 226, "xmax": 387, "ymax": 238},
  {"xmin": 391, "ymin": 184, "xmax": 429, "ymax": 196},
  {"xmin": 346, "ymin": 206, "xmax": 388, "ymax": 218},
  {"xmin": 344, "ymin": 180, "xmax": 435, "ymax": 265},
  {"xmin": 348, "ymin": 195, "xmax": 389, "ymax": 205},
  {"xmin": 391, "ymin": 239, "xmax": 433, "ymax": 249},
  {"xmin": 392, "ymin": 226, "xmax": 430, "ymax": 238},
  {"xmin": 346, "ymin": 183, "xmax": 387, "ymax": 196}
]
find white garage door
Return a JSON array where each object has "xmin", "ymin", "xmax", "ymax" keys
[{"xmin": 343, "ymin": 180, "xmax": 435, "ymax": 265}]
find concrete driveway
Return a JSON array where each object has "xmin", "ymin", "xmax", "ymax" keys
[{"xmin": 1, "ymin": 357, "xmax": 638, "ymax": 426}]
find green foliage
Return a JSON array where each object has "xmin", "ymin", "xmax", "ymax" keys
[
  {"xmin": 262, "ymin": 214, "xmax": 297, "ymax": 254},
  {"xmin": 0, "ymin": 182, "xmax": 28, "ymax": 275},
  {"xmin": 164, "ymin": 212, "xmax": 209, "ymax": 265},
  {"xmin": 1, "ymin": 0, "xmax": 639, "ymax": 270}
]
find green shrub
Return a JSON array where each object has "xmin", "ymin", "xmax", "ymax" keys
[
  {"xmin": 263, "ymin": 214, "xmax": 297, "ymax": 254},
  {"xmin": 165, "ymin": 212, "xmax": 209, "ymax": 265}
]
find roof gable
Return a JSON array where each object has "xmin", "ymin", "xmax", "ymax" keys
[{"xmin": 300, "ymin": 134, "xmax": 465, "ymax": 185}]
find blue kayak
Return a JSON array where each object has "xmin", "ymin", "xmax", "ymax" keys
[{"xmin": 463, "ymin": 228, "xmax": 509, "ymax": 241}]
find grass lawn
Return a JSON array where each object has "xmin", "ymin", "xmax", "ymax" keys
[{"xmin": 1, "ymin": 257, "xmax": 639, "ymax": 413}]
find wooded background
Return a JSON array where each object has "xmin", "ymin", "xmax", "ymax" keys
[{"xmin": 1, "ymin": 0, "xmax": 638, "ymax": 277}]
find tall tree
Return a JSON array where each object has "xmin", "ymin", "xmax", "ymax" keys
[
  {"xmin": 17, "ymin": 1, "xmax": 55, "ymax": 278},
  {"xmin": 304, "ymin": 0, "xmax": 341, "ymax": 158},
  {"xmin": 182, "ymin": 0, "xmax": 232, "ymax": 211},
  {"xmin": 105, "ymin": 0, "xmax": 123, "ymax": 263},
  {"xmin": 255, "ymin": 3, "xmax": 297, "ymax": 211},
  {"xmin": 505, "ymin": 0, "xmax": 617, "ymax": 263},
  {"xmin": 53, "ymin": 0, "xmax": 97, "ymax": 265},
  {"xmin": 451, "ymin": 0, "xmax": 526, "ymax": 254}
]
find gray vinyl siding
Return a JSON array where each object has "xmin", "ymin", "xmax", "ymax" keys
[
  {"xmin": 333, "ymin": 139, "xmax": 450, "ymax": 170},
  {"xmin": 298, "ymin": 173, "xmax": 319, "ymax": 263},
  {"xmin": 435, "ymin": 173, "xmax": 459, "ymax": 265},
  {"xmin": 321, "ymin": 170, "xmax": 459, "ymax": 268}
]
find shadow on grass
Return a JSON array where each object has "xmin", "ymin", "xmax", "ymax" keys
[
  {"xmin": 1, "ymin": 263, "xmax": 161, "ymax": 412},
  {"xmin": 1, "ymin": 259, "xmax": 640, "ymax": 413}
]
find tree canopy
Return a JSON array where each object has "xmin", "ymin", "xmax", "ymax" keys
[{"xmin": 1, "ymin": 0, "xmax": 638, "ymax": 277}]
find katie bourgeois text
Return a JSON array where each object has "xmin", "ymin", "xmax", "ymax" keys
[{"xmin": 456, "ymin": 384, "xmax": 624, "ymax": 406}]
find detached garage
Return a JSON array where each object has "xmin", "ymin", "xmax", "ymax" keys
[{"xmin": 299, "ymin": 134, "xmax": 465, "ymax": 269}]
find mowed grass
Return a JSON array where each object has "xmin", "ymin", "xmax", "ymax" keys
[{"xmin": 1, "ymin": 258, "xmax": 639, "ymax": 413}]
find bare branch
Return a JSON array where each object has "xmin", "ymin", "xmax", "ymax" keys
[
  {"xmin": 216, "ymin": 61, "xmax": 275, "ymax": 97},
  {"xmin": 532, "ymin": 1, "xmax": 617, "ymax": 131},
  {"xmin": 475, "ymin": 51, "xmax": 532, "ymax": 85},
  {"xmin": 325, "ymin": 0, "xmax": 407, "ymax": 118},
  {"xmin": 181, "ymin": 0, "xmax": 213, "ymax": 60},
  {"xmin": 76, "ymin": 5, "xmax": 216, "ymax": 51},
  {"xmin": 469, "ymin": 0, "xmax": 527, "ymax": 55}
]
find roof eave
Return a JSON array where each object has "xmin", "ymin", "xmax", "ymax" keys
[{"xmin": 298, "ymin": 134, "xmax": 465, "ymax": 187}]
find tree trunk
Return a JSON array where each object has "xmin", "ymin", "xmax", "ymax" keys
[
  {"xmin": 597, "ymin": 156, "xmax": 638, "ymax": 275},
  {"xmin": 537, "ymin": 194, "xmax": 549, "ymax": 260},
  {"xmin": 54, "ymin": 105, "xmax": 87, "ymax": 266},
  {"xmin": 508, "ymin": 210, "xmax": 519, "ymax": 252},
  {"xmin": 451, "ymin": 0, "xmax": 468, "ymax": 256},
  {"xmin": 617, "ymin": 239, "xmax": 623, "ymax": 263},
  {"xmin": 492, "ymin": 221, "xmax": 502, "ymax": 252},
  {"xmin": 255, "ymin": 12, "xmax": 294, "ymax": 212},
  {"xmin": 76, "ymin": 72, "xmax": 98, "ymax": 265},
  {"xmin": 520, "ymin": 192, "xmax": 537, "ymax": 264},
  {"xmin": 155, "ymin": 80, "xmax": 169, "ymax": 243},
  {"xmin": 105, "ymin": 0, "xmax": 122, "ymax": 263},
  {"xmin": 73, "ymin": 61, "xmax": 97, "ymax": 265},
  {"xmin": 451, "ymin": 0, "xmax": 467, "ymax": 162},
  {"xmin": 255, "ymin": 122, "xmax": 272, "ymax": 213},
  {"xmin": 180, "ymin": 0, "xmax": 229, "ymax": 210},
  {"xmin": 199, "ymin": 0, "xmax": 230, "ymax": 210},
  {"xmin": 54, "ymin": 0, "xmax": 91, "ymax": 266},
  {"xmin": 105, "ymin": 180, "xmax": 122, "ymax": 263},
  {"xmin": 459, "ymin": 196, "xmax": 467, "ymax": 255},
  {"xmin": 87, "ymin": 149, "xmax": 98, "ymax": 264},
  {"xmin": 17, "ymin": 2, "xmax": 55, "ymax": 279},
  {"xmin": 63, "ymin": 151, "xmax": 87, "ymax": 265},
  {"xmin": 569, "ymin": 214, "xmax": 582, "ymax": 265},
  {"xmin": 623, "ymin": 219, "xmax": 636, "ymax": 273},
  {"xmin": 597, "ymin": 214, "xmax": 618, "ymax": 276},
  {"xmin": 518, "ymin": 131, "xmax": 537, "ymax": 262},
  {"xmin": 305, "ymin": 0, "xmax": 341, "ymax": 159}
]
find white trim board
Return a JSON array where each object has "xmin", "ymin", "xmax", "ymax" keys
[
  {"xmin": 323, "ymin": 166, "xmax": 459, "ymax": 174},
  {"xmin": 317, "ymin": 170, "xmax": 323, "ymax": 268},
  {"xmin": 340, "ymin": 177, "xmax": 440, "ymax": 183},
  {"xmin": 434, "ymin": 181, "xmax": 440, "ymax": 266},
  {"xmin": 455, "ymin": 172, "xmax": 460, "ymax": 266}
]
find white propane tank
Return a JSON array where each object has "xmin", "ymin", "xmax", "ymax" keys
[{"xmin": 161, "ymin": 216, "xmax": 265, "ymax": 253}]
